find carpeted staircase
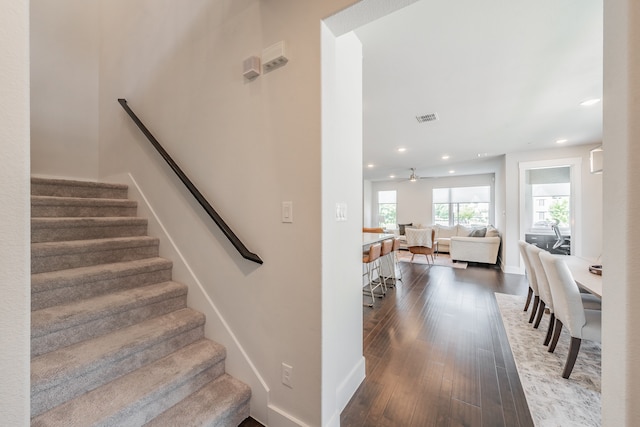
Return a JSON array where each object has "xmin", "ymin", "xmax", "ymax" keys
[{"xmin": 30, "ymin": 177, "xmax": 251, "ymax": 426}]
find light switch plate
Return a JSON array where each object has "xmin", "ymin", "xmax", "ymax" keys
[
  {"xmin": 282, "ymin": 201, "xmax": 293, "ymax": 223},
  {"xmin": 335, "ymin": 202, "xmax": 347, "ymax": 222}
]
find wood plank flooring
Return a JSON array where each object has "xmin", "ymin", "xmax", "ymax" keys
[{"xmin": 341, "ymin": 260, "xmax": 534, "ymax": 427}]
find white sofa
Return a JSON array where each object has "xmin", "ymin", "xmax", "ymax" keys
[{"xmin": 394, "ymin": 224, "xmax": 501, "ymax": 264}]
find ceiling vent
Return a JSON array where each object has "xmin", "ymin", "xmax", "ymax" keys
[{"xmin": 416, "ymin": 113, "xmax": 439, "ymax": 123}]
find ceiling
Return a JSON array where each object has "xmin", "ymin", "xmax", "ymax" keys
[{"xmin": 354, "ymin": 0, "xmax": 603, "ymax": 181}]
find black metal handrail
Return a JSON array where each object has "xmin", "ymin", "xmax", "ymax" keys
[{"xmin": 118, "ymin": 98, "xmax": 263, "ymax": 265}]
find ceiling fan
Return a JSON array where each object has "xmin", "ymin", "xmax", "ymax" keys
[{"xmin": 407, "ymin": 168, "xmax": 420, "ymax": 182}]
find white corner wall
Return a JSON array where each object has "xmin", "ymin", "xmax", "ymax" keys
[
  {"xmin": 321, "ymin": 26, "xmax": 364, "ymax": 427},
  {"xmin": 95, "ymin": 1, "xmax": 358, "ymax": 425},
  {"xmin": 602, "ymin": 0, "xmax": 640, "ymax": 424},
  {"xmin": 30, "ymin": 0, "xmax": 99, "ymax": 180},
  {"xmin": 0, "ymin": 0, "xmax": 30, "ymax": 423}
]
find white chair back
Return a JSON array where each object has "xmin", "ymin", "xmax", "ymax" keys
[
  {"xmin": 405, "ymin": 228, "xmax": 433, "ymax": 248},
  {"xmin": 518, "ymin": 241, "xmax": 538, "ymax": 294},
  {"xmin": 526, "ymin": 244, "xmax": 553, "ymax": 311},
  {"xmin": 539, "ymin": 251, "xmax": 586, "ymax": 338}
]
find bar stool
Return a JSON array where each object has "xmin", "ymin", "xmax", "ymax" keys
[
  {"xmin": 391, "ymin": 237, "xmax": 403, "ymax": 284},
  {"xmin": 363, "ymin": 243, "xmax": 383, "ymax": 307},
  {"xmin": 379, "ymin": 239, "xmax": 394, "ymax": 291}
]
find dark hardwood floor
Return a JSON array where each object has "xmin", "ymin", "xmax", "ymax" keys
[
  {"xmin": 239, "ymin": 417, "xmax": 264, "ymax": 427},
  {"xmin": 341, "ymin": 260, "xmax": 534, "ymax": 427}
]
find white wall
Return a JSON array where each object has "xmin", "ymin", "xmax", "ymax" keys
[
  {"xmin": 30, "ymin": 0, "xmax": 99, "ymax": 180},
  {"xmin": 602, "ymin": 0, "xmax": 640, "ymax": 424},
  {"xmin": 362, "ymin": 179, "xmax": 373, "ymax": 227},
  {"xmin": 0, "ymin": 0, "xmax": 30, "ymax": 423},
  {"xmin": 321, "ymin": 27, "xmax": 364, "ymax": 426},
  {"xmin": 95, "ymin": 1, "xmax": 357, "ymax": 425},
  {"xmin": 503, "ymin": 144, "xmax": 603, "ymax": 273}
]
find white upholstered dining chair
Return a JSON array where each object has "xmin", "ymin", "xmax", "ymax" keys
[
  {"xmin": 527, "ymin": 244, "xmax": 602, "ymax": 346},
  {"xmin": 518, "ymin": 241, "xmax": 539, "ymax": 323},
  {"xmin": 539, "ymin": 251, "xmax": 602, "ymax": 379}
]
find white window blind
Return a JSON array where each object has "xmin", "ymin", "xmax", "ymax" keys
[{"xmin": 433, "ymin": 186, "xmax": 491, "ymax": 203}]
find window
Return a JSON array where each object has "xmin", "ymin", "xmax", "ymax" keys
[
  {"xmin": 433, "ymin": 186, "xmax": 491, "ymax": 226},
  {"xmin": 377, "ymin": 190, "xmax": 397, "ymax": 229},
  {"xmin": 526, "ymin": 167, "xmax": 571, "ymax": 231}
]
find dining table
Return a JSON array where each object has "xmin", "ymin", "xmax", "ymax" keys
[{"xmin": 560, "ymin": 255, "xmax": 602, "ymax": 298}]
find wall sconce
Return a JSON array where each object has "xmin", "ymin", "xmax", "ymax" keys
[{"xmin": 590, "ymin": 146, "xmax": 603, "ymax": 174}]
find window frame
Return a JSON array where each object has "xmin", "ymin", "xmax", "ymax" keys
[{"xmin": 377, "ymin": 190, "xmax": 397, "ymax": 229}]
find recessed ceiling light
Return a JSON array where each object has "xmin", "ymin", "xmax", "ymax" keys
[
  {"xmin": 477, "ymin": 152, "xmax": 488, "ymax": 157},
  {"xmin": 441, "ymin": 155, "xmax": 450, "ymax": 160},
  {"xmin": 397, "ymin": 148, "xmax": 406, "ymax": 152},
  {"xmin": 580, "ymin": 98, "xmax": 601, "ymax": 106},
  {"xmin": 389, "ymin": 175, "xmax": 395, "ymax": 178},
  {"xmin": 367, "ymin": 164, "xmax": 374, "ymax": 168},
  {"xmin": 448, "ymin": 170, "xmax": 455, "ymax": 174},
  {"xmin": 556, "ymin": 139, "xmax": 568, "ymax": 144}
]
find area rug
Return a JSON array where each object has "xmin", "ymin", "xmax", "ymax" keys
[
  {"xmin": 397, "ymin": 251, "xmax": 467, "ymax": 269},
  {"xmin": 495, "ymin": 293, "xmax": 601, "ymax": 427}
]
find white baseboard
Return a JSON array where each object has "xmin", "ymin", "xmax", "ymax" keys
[
  {"xmin": 322, "ymin": 356, "xmax": 366, "ymax": 427},
  {"xmin": 267, "ymin": 404, "xmax": 311, "ymax": 427},
  {"xmin": 504, "ymin": 265, "xmax": 522, "ymax": 275},
  {"xmin": 336, "ymin": 356, "xmax": 366, "ymax": 412}
]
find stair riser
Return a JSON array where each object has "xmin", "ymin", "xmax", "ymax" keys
[
  {"xmin": 32, "ymin": 266, "xmax": 172, "ymax": 311},
  {"xmin": 32, "ymin": 296, "xmax": 187, "ymax": 357},
  {"xmin": 32, "ymin": 223, "xmax": 148, "ymax": 243},
  {"xmin": 32, "ymin": 244, "xmax": 159, "ymax": 274},
  {"xmin": 104, "ymin": 362, "xmax": 226, "ymax": 427},
  {"xmin": 31, "ymin": 180, "xmax": 129, "ymax": 199},
  {"xmin": 32, "ymin": 325, "xmax": 206, "ymax": 418},
  {"xmin": 32, "ymin": 204, "xmax": 137, "ymax": 218}
]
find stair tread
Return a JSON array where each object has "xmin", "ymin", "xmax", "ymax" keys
[
  {"xmin": 32, "ymin": 216, "xmax": 147, "ymax": 227},
  {"xmin": 147, "ymin": 374, "xmax": 251, "ymax": 427},
  {"xmin": 32, "ymin": 281, "xmax": 187, "ymax": 339},
  {"xmin": 32, "ymin": 195, "xmax": 137, "ymax": 207},
  {"xmin": 32, "ymin": 235, "xmax": 159, "ymax": 255},
  {"xmin": 31, "ymin": 177, "xmax": 129, "ymax": 191},
  {"xmin": 32, "ymin": 258, "xmax": 173, "ymax": 293},
  {"xmin": 31, "ymin": 339, "xmax": 224, "ymax": 427},
  {"xmin": 31, "ymin": 308, "xmax": 208, "ymax": 393}
]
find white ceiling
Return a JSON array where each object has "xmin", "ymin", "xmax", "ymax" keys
[{"xmin": 354, "ymin": 0, "xmax": 603, "ymax": 181}]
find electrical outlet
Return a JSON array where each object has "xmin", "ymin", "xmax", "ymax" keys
[{"xmin": 281, "ymin": 363, "xmax": 293, "ymax": 388}]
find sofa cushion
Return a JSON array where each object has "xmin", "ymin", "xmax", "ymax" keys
[
  {"xmin": 436, "ymin": 225, "xmax": 457, "ymax": 238},
  {"xmin": 456, "ymin": 225, "xmax": 475, "ymax": 237},
  {"xmin": 398, "ymin": 223, "xmax": 413, "ymax": 235},
  {"xmin": 469, "ymin": 227, "xmax": 487, "ymax": 237}
]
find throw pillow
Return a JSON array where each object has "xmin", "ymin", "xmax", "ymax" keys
[
  {"xmin": 485, "ymin": 226, "xmax": 500, "ymax": 238},
  {"xmin": 469, "ymin": 227, "xmax": 487, "ymax": 237},
  {"xmin": 398, "ymin": 223, "xmax": 413, "ymax": 236},
  {"xmin": 457, "ymin": 225, "xmax": 475, "ymax": 237}
]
